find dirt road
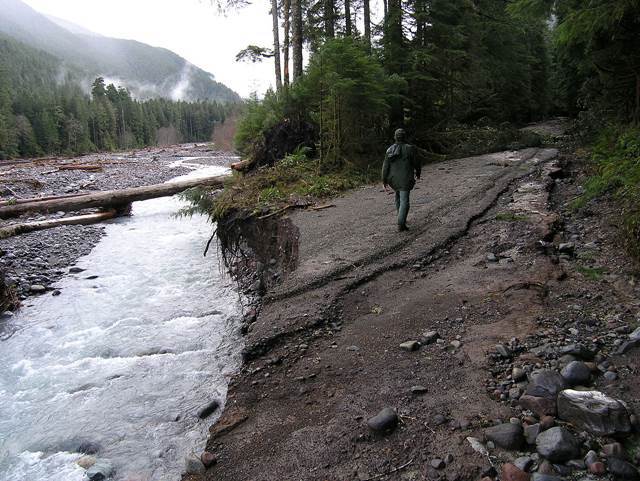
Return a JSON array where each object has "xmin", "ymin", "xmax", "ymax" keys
[{"xmin": 196, "ymin": 141, "xmax": 640, "ymax": 481}]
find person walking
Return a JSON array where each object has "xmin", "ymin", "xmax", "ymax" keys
[{"xmin": 382, "ymin": 128, "xmax": 421, "ymax": 231}]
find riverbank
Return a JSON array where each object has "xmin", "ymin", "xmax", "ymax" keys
[
  {"xmin": 193, "ymin": 141, "xmax": 640, "ymax": 480},
  {"xmin": 0, "ymin": 144, "xmax": 237, "ymax": 310}
]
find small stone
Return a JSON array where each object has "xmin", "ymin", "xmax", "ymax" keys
[
  {"xmin": 431, "ymin": 458, "xmax": 445, "ymax": 470},
  {"xmin": 501, "ymin": 463, "xmax": 531, "ymax": 481},
  {"xmin": 509, "ymin": 387, "xmax": 522, "ymax": 400},
  {"xmin": 607, "ymin": 458, "xmax": 640, "ymax": 480},
  {"xmin": 588, "ymin": 461, "xmax": 606, "ymax": 475},
  {"xmin": 422, "ymin": 331, "xmax": 440, "ymax": 344},
  {"xmin": 531, "ymin": 475, "xmax": 562, "ymax": 481},
  {"xmin": 512, "ymin": 368, "xmax": 526, "ymax": 382},
  {"xmin": 584, "ymin": 450, "xmax": 600, "ymax": 467},
  {"xmin": 487, "ymin": 253, "xmax": 498, "ymax": 262},
  {"xmin": 466, "ymin": 437, "xmax": 488, "ymax": 456},
  {"xmin": 524, "ymin": 423, "xmax": 541, "ymax": 445},
  {"xmin": 540, "ymin": 416, "xmax": 555, "ymax": 430},
  {"xmin": 410, "ymin": 385, "xmax": 428, "ymax": 395},
  {"xmin": 77, "ymin": 455, "xmax": 96, "ymax": 469},
  {"xmin": 29, "ymin": 284, "xmax": 46, "ymax": 293},
  {"xmin": 433, "ymin": 414, "xmax": 447, "ymax": 425},
  {"xmin": 450, "ymin": 340, "xmax": 462, "ymax": 349},
  {"xmin": 346, "ymin": 345, "xmax": 360, "ymax": 351},
  {"xmin": 525, "ymin": 370, "xmax": 568, "ymax": 399},
  {"xmin": 444, "ymin": 454, "xmax": 454, "ymax": 465},
  {"xmin": 604, "ymin": 371, "xmax": 618, "ymax": 382},
  {"xmin": 514, "ymin": 457, "xmax": 534, "ymax": 472},
  {"xmin": 603, "ymin": 442, "xmax": 625, "ymax": 459},
  {"xmin": 400, "ymin": 341, "xmax": 421, "ymax": 352},
  {"xmin": 560, "ymin": 361, "xmax": 591, "ymax": 386},
  {"xmin": 484, "ymin": 423, "xmax": 524, "ymax": 450},
  {"xmin": 496, "ymin": 344, "xmax": 512, "ymax": 358},
  {"xmin": 367, "ymin": 407, "xmax": 398, "ymax": 432},
  {"xmin": 536, "ymin": 426, "xmax": 580, "ymax": 462},
  {"xmin": 537, "ymin": 460, "xmax": 556, "ymax": 475},
  {"xmin": 86, "ymin": 460, "xmax": 115, "ymax": 480},
  {"xmin": 197, "ymin": 399, "xmax": 220, "ymax": 419},
  {"xmin": 519, "ymin": 395, "xmax": 557, "ymax": 417},
  {"xmin": 559, "ymin": 343, "xmax": 595, "ymax": 360},
  {"xmin": 200, "ymin": 451, "xmax": 217, "ymax": 468},
  {"xmin": 558, "ymin": 243, "xmax": 575, "ymax": 254},
  {"xmin": 184, "ymin": 455, "xmax": 205, "ymax": 475}
]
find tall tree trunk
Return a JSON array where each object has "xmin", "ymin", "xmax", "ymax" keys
[
  {"xmin": 383, "ymin": 0, "xmax": 387, "ymax": 21},
  {"xmin": 345, "ymin": 0, "xmax": 352, "ymax": 36},
  {"xmin": 324, "ymin": 0, "xmax": 335, "ymax": 38},
  {"xmin": 283, "ymin": 0, "xmax": 291, "ymax": 86},
  {"xmin": 271, "ymin": 0, "xmax": 283, "ymax": 90},
  {"xmin": 383, "ymin": 0, "xmax": 404, "ymax": 128},
  {"xmin": 363, "ymin": 0, "xmax": 371, "ymax": 50},
  {"xmin": 292, "ymin": 0, "xmax": 303, "ymax": 80}
]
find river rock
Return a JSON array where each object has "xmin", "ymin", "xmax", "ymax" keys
[
  {"xmin": 184, "ymin": 455, "xmax": 205, "ymax": 475},
  {"xmin": 560, "ymin": 361, "xmax": 591, "ymax": 386},
  {"xmin": 421, "ymin": 331, "xmax": 440, "ymax": 344},
  {"xmin": 502, "ymin": 463, "xmax": 531, "ymax": 481},
  {"xmin": 525, "ymin": 423, "xmax": 541, "ymax": 445},
  {"xmin": 77, "ymin": 455, "xmax": 96, "ymax": 469},
  {"xmin": 514, "ymin": 456, "xmax": 534, "ymax": 472},
  {"xmin": 531, "ymin": 474, "xmax": 562, "ymax": 481},
  {"xmin": 86, "ymin": 459, "xmax": 114, "ymax": 480},
  {"xmin": 484, "ymin": 423, "xmax": 524, "ymax": 450},
  {"xmin": 29, "ymin": 284, "xmax": 46, "ymax": 293},
  {"xmin": 616, "ymin": 338, "xmax": 640, "ymax": 355},
  {"xmin": 536, "ymin": 426, "xmax": 580, "ymax": 462},
  {"xmin": 603, "ymin": 442, "xmax": 625, "ymax": 459},
  {"xmin": 559, "ymin": 343, "xmax": 595, "ymax": 360},
  {"xmin": 201, "ymin": 451, "xmax": 217, "ymax": 467},
  {"xmin": 513, "ymin": 367, "xmax": 527, "ymax": 382},
  {"xmin": 519, "ymin": 395, "xmax": 557, "ymax": 416},
  {"xmin": 557, "ymin": 389, "xmax": 631, "ymax": 436},
  {"xmin": 400, "ymin": 340, "xmax": 420, "ymax": 351},
  {"xmin": 608, "ymin": 459, "xmax": 640, "ymax": 480},
  {"xmin": 367, "ymin": 407, "xmax": 398, "ymax": 432},
  {"xmin": 526, "ymin": 370, "xmax": 567, "ymax": 399},
  {"xmin": 197, "ymin": 399, "xmax": 220, "ymax": 419}
]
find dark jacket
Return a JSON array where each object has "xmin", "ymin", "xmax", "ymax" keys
[{"xmin": 382, "ymin": 142, "xmax": 421, "ymax": 191}]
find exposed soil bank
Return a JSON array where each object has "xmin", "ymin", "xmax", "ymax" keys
[{"xmin": 191, "ymin": 142, "xmax": 640, "ymax": 481}]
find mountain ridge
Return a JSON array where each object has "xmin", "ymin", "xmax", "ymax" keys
[{"xmin": 0, "ymin": 0, "xmax": 239, "ymax": 103}]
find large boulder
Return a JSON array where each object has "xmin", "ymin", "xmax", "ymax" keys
[
  {"xmin": 485, "ymin": 423, "xmax": 525, "ymax": 450},
  {"xmin": 557, "ymin": 389, "xmax": 631, "ymax": 436},
  {"xmin": 525, "ymin": 370, "xmax": 567, "ymax": 399},
  {"xmin": 536, "ymin": 426, "xmax": 581, "ymax": 462}
]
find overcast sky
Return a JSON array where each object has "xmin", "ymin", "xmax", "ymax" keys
[{"xmin": 23, "ymin": 0, "xmax": 277, "ymax": 97}]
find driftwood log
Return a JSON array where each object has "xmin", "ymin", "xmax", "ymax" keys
[
  {"xmin": 0, "ymin": 174, "xmax": 228, "ymax": 219},
  {"xmin": 0, "ymin": 210, "xmax": 117, "ymax": 239}
]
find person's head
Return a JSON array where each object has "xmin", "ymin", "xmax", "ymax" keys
[{"xmin": 394, "ymin": 128, "xmax": 406, "ymax": 142}]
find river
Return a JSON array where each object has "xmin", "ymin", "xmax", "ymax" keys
[{"xmin": 0, "ymin": 162, "xmax": 243, "ymax": 481}]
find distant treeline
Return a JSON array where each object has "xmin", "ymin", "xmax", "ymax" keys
[{"xmin": 0, "ymin": 75, "xmax": 230, "ymax": 159}]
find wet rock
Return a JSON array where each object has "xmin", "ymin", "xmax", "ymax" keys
[
  {"xmin": 29, "ymin": 284, "xmax": 46, "ymax": 293},
  {"xmin": 502, "ymin": 463, "xmax": 531, "ymax": 481},
  {"xmin": 77, "ymin": 455, "xmax": 96, "ymax": 469},
  {"xmin": 484, "ymin": 423, "xmax": 524, "ymax": 450},
  {"xmin": 86, "ymin": 459, "xmax": 115, "ymax": 480},
  {"xmin": 560, "ymin": 361, "xmax": 591, "ymax": 386},
  {"xmin": 200, "ymin": 451, "xmax": 217, "ymax": 468},
  {"xmin": 557, "ymin": 390, "xmax": 631, "ymax": 436},
  {"xmin": 411, "ymin": 385, "xmax": 428, "ymax": 395},
  {"xmin": 536, "ymin": 426, "xmax": 580, "ymax": 462},
  {"xmin": 519, "ymin": 395, "xmax": 557, "ymax": 416},
  {"xmin": 367, "ymin": 407, "xmax": 398, "ymax": 432},
  {"xmin": 525, "ymin": 423, "xmax": 541, "ymax": 445},
  {"xmin": 526, "ymin": 370, "xmax": 567, "ymax": 399},
  {"xmin": 197, "ymin": 399, "xmax": 220, "ymax": 419},
  {"xmin": 69, "ymin": 267, "xmax": 85, "ymax": 273},
  {"xmin": 184, "ymin": 455, "xmax": 205, "ymax": 475},
  {"xmin": 607, "ymin": 459, "xmax": 639, "ymax": 480},
  {"xmin": 400, "ymin": 340, "xmax": 421, "ymax": 351},
  {"xmin": 514, "ymin": 457, "xmax": 534, "ymax": 472}
]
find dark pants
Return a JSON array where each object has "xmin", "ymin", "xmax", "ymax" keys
[{"xmin": 394, "ymin": 190, "xmax": 410, "ymax": 227}]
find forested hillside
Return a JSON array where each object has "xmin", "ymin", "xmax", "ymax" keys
[
  {"xmin": 0, "ymin": 35, "xmax": 230, "ymax": 158},
  {"xmin": 0, "ymin": 0, "xmax": 239, "ymax": 103}
]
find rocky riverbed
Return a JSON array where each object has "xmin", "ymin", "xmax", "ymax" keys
[{"xmin": 0, "ymin": 144, "xmax": 237, "ymax": 309}]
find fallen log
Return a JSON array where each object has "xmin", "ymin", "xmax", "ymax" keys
[
  {"xmin": 0, "ymin": 174, "xmax": 228, "ymax": 219},
  {"xmin": 0, "ymin": 210, "xmax": 117, "ymax": 239},
  {"xmin": 0, "ymin": 192, "xmax": 87, "ymax": 207},
  {"xmin": 230, "ymin": 159, "xmax": 252, "ymax": 172},
  {"xmin": 57, "ymin": 164, "xmax": 103, "ymax": 171}
]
